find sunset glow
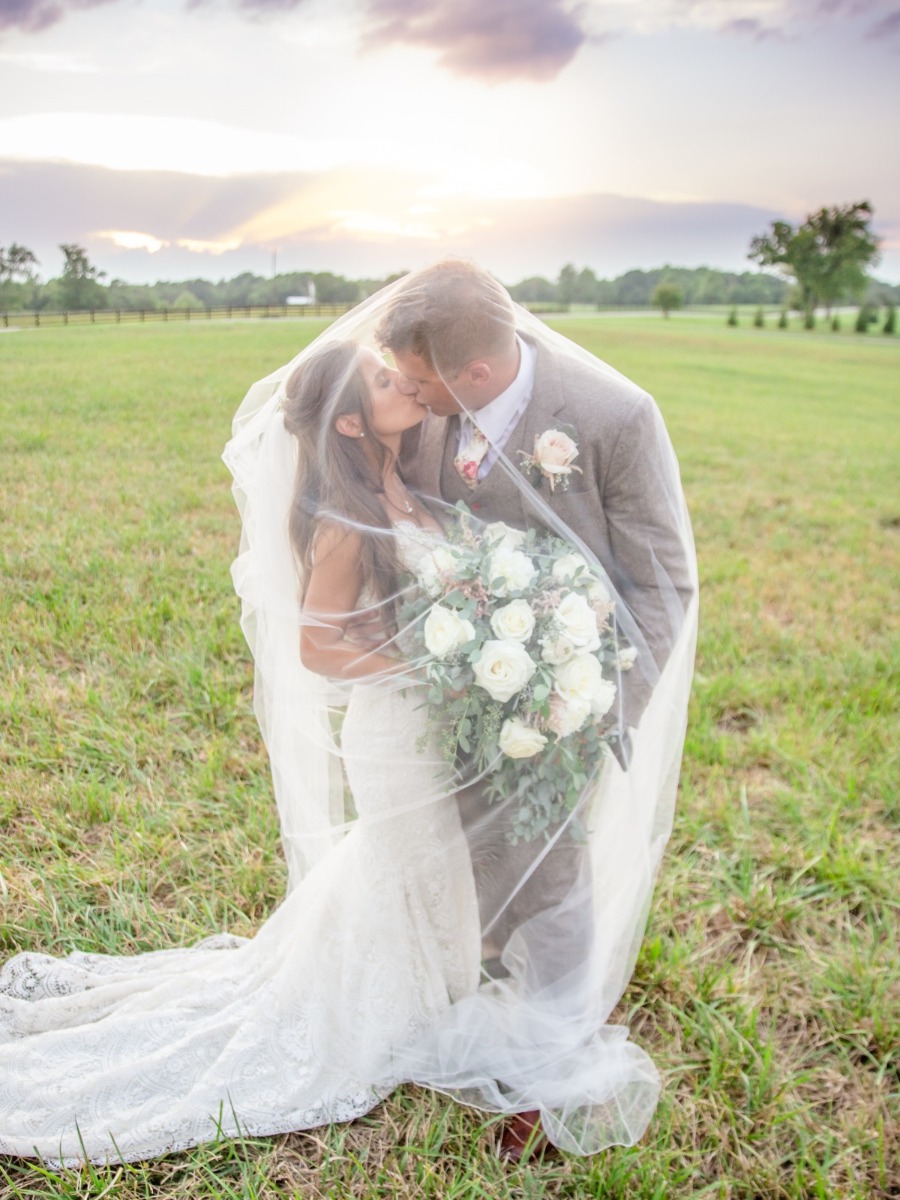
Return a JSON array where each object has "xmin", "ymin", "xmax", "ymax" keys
[{"xmin": 1, "ymin": 0, "xmax": 896, "ymax": 283}]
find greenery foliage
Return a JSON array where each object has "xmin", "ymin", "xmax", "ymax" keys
[
  {"xmin": 651, "ymin": 282, "xmax": 682, "ymax": 317},
  {"xmin": 0, "ymin": 315, "xmax": 897, "ymax": 1198},
  {"xmin": 749, "ymin": 201, "xmax": 881, "ymax": 325}
]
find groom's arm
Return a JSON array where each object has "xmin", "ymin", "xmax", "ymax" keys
[{"xmin": 601, "ymin": 392, "xmax": 695, "ymax": 676}]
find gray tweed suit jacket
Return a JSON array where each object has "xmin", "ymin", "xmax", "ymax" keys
[
  {"xmin": 402, "ymin": 336, "xmax": 694, "ymax": 679},
  {"xmin": 400, "ymin": 335, "xmax": 694, "ymax": 955}
]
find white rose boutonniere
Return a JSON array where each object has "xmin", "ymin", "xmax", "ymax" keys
[{"xmin": 519, "ymin": 425, "xmax": 582, "ymax": 492}]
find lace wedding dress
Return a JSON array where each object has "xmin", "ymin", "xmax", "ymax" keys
[{"xmin": 0, "ymin": 527, "xmax": 481, "ymax": 1166}]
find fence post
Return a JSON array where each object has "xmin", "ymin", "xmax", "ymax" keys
[
  {"xmin": 163, "ymin": 307, "xmax": 168, "ymax": 321},
  {"xmin": 116, "ymin": 309, "xmax": 121, "ymax": 323},
  {"xmin": 186, "ymin": 307, "xmax": 191, "ymax": 320},
  {"xmin": 206, "ymin": 306, "xmax": 212, "ymax": 319},
  {"xmin": 140, "ymin": 310, "xmax": 145, "ymax": 322},
  {"xmin": 63, "ymin": 311, "xmax": 68, "ymax": 325},
  {"xmin": 35, "ymin": 311, "xmax": 40, "ymax": 327},
  {"xmin": 228, "ymin": 306, "xmax": 232, "ymax": 319},
  {"xmin": 90, "ymin": 310, "xmax": 95, "ymax": 323},
  {"xmin": 2, "ymin": 313, "xmax": 6, "ymax": 328}
]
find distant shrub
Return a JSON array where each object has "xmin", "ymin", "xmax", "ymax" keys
[
  {"xmin": 172, "ymin": 290, "xmax": 204, "ymax": 311},
  {"xmin": 778, "ymin": 310, "xmax": 788, "ymax": 329},
  {"xmin": 753, "ymin": 306, "xmax": 764, "ymax": 328},
  {"xmin": 883, "ymin": 303, "xmax": 896, "ymax": 335},
  {"xmin": 651, "ymin": 282, "xmax": 683, "ymax": 318},
  {"xmin": 831, "ymin": 314, "xmax": 840, "ymax": 332},
  {"xmin": 727, "ymin": 307, "xmax": 738, "ymax": 326},
  {"xmin": 855, "ymin": 305, "xmax": 871, "ymax": 333},
  {"xmin": 804, "ymin": 311, "xmax": 815, "ymax": 330}
]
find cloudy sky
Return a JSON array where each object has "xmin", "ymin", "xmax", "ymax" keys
[{"xmin": 1, "ymin": 0, "xmax": 898, "ymax": 285}]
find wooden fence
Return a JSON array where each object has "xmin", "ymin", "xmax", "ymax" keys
[{"xmin": 0, "ymin": 304, "xmax": 357, "ymax": 328}]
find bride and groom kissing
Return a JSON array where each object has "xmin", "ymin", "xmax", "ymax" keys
[{"xmin": 0, "ymin": 257, "xmax": 696, "ymax": 1167}]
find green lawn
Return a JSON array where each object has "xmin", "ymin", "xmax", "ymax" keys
[{"xmin": 1, "ymin": 316, "xmax": 897, "ymax": 1199}]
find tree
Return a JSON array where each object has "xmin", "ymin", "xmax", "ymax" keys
[
  {"xmin": 59, "ymin": 243, "xmax": 107, "ymax": 311},
  {"xmin": 557, "ymin": 263, "xmax": 578, "ymax": 307},
  {"xmin": 651, "ymin": 282, "xmax": 682, "ymax": 318},
  {"xmin": 748, "ymin": 201, "xmax": 880, "ymax": 326},
  {"xmin": 753, "ymin": 306, "xmax": 764, "ymax": 328},
  {"xmin": 0, "ymin": 243, "xmax": 39, "ymax": 283},
  {"xmin": 0, "ymin": 243, "xmax": 40, "ymax": 310},
  {"xmin": 884, "ymin": 302, "xmax": 896, "ymax": 335},
  {"xmin": 727, "ymin": 307, "xmax": 738, "ymax": 326}
]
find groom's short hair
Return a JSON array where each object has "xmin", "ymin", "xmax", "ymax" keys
[{"xmin": 376, "ymin": 259, "xmax": 517, "ymax": 376}]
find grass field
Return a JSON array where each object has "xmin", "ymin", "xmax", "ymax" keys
[{"xmin": 1, "ymin": 315, "xmax": 897, "ymax": 1199}]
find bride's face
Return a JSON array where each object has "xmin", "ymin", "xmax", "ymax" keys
[{"xmin": 359, "ymin": 349, "xmax": 425, "ymax": 440}]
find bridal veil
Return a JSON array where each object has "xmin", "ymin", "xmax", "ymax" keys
[{"xmin": 1, "ymin": 260, "xmax": 697, "ymax": 1163}]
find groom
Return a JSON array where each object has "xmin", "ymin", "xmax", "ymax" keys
[
  {"xmin": 378, "ymin": 260, "xmax": 694, "ymax": 1145},
  {"xmin": 379, "ymin": 256, "xmax": 694, "ymax": 914}
]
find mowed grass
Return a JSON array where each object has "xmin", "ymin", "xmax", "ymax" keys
[{"xmin": 1, "ymin": 316, "xmax": 897, "ymax": 1199}]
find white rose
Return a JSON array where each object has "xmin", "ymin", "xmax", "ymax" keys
[
  {"xmin": 554, "ymin": 654, "xmax": 617, "ymax": 716},
  {"xmin": 486, "ymin": 547, "xmax": 537, "ymax": 598},
  {"xmin": 490, "ymin": 599, "xmax": 536, "ymax": 643},
  {"xmin": 416, "ymin": 545, "xmax": 462, "ymax": 596},
  {"xmin": 617, "ymin": 645, "xmax": 638, "ymax": 671},
  {"xmin": 423, "ymin": 605, "xmax": 476, "ymax": 658},
  {"xmin": 499, "ymin": 717, "xmax": 548, "ymax": 759},
  {"xmin": 555, "ymin": 592, "xmax": 601, "ymax": 652},
  {"xmin": 551, "ymin": 553, "xmax": 589, "ymax": 584},
  {"xmin": 483, "ymin": 521, "xmax": 527, "ymax": 551},
  {"xmin": 472, "ymin": 639, "xmax": 537, "ymax": 702},
  {"xmin": 547, "ymin": 693, "xmax": 592, "ymax": 738},
  {"xmin": 540, "ymin": 633, "xmax": 577, "ymax": 665},
  {"xmin": 534, "ymin": 429, "xmax": 579, "ymax": 474}
]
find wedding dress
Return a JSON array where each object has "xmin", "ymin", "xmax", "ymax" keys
[{"xmin": 0, "ymin": 527, "xmax": 481, "ymax": 1166}]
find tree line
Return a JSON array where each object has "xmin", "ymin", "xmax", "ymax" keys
[{"xmin": 2, "ymin": 202, "xmax": 896, "ymax": 315}]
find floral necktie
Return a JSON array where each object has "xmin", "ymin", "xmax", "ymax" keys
[{"xmin": 453, "ymin": 423, "xmax": 490, "ymax": 489}]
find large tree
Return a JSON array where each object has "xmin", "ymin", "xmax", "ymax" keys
[
  {"xmin": 59, "ymin": 243, "xmax": 107, "ymax": 311},
  {"xmin": 0, "ymin": 243, "xmax": 40, "ymax": 310},
  {"xmin": 0, "ymin": 243, "xmax": 39, "ymax": 282},
  {"xmin": 748, "ymin": 201, "xmax": 880, "ymax": 326}
]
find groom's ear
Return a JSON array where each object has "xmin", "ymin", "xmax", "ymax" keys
[
  {"xmin": 466, "ymin": 361, "xmax": 492, "ymax": 388},
  {"xmin": 335, "ymin": 414, "xmax": 363, "ymax": 439}
]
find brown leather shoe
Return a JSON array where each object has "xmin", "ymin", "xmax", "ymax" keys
[{"xmin": 497, "ymin": 1109, "xmax": 556, "ymax": 1162}]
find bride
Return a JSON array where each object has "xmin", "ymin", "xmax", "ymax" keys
[
  {"xmin": 0, "ymin": 337, "xmax": 481, "ymax": 1166},
  {"xmin": 1, "ymin": 265, "xmax": 697, "ymax": 1166}
]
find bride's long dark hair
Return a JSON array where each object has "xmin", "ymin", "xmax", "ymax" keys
[{"xmin": 282, "ymin": 341, "xmax": 404, "ymax": 616}]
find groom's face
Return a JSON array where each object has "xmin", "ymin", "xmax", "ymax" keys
[{"xmin": 392, "ymin": 350, "xmax": 464, "ymax": 417}]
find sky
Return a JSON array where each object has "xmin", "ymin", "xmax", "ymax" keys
[{"xmin": 1, "ymin": 0, "xmax": 898, "ymax": 286}]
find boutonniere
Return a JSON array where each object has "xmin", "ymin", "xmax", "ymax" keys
[{"xmin": 518, "ymin": 424, "xmax": 582, "ymax": 492}]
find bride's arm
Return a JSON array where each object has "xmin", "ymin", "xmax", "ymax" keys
[{"xmin": 300, "ymin": 524, "xmax": 404, "ymax": 680}]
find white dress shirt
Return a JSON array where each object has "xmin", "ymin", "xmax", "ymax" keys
[{"xmin": 456, "ymin": 335, "xmax": 536, "ymax": 482}]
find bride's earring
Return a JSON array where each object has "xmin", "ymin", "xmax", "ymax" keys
[{"xmin": 359, "ymin": 433, "xmax": 365, "ymax": 438}]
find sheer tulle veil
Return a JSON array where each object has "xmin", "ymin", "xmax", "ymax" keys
[
  {"xmin": 0, "ymin": 259, "xmax": 697, "ymax": 1164},
  {"xmin": 220, "ymin": 262, "xmax": 698, "ymax": 1151}
]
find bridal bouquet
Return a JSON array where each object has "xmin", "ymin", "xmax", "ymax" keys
[{"xmin": 399, "ymin": 506, "xmax": 635, "ymax": 843}]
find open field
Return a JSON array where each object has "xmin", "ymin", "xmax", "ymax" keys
[{"xmin": 1, "ymin": 316, "xmax": 897, "ymax": 1198}]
